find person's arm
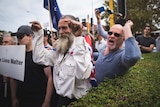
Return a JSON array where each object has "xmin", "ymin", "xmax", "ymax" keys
[
  {"xmin": 31, "ymin": 21, "xmax": 56, "ymax": 66},
  {"xmin": 140, "ymin": 44, "xmax": 155, "ymax": 52},
  {"xmin": 95, "ymin": 9, "xmax": 108, "ymax": 39},
  {"xmin": 10, "ymin": 78, "xmax": 19, "ymax": 107},
  {"xmin": 123, "ymin": 20, "xmax": 133, "ymax": 40},
  {"xmin": 122, "ymin": 20, "xmax": 141, "ymax": 67},
  {"xmin": 42, "ymin": 66, "xmax": 53, "ymax": 107}
]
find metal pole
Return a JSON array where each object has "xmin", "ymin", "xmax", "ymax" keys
[
  {"xmin": 109, "ymin": 0, "xmax": 114, "ymax": 27},
  {"xmin": 91, "ymin": 0, "xmax": 94, "ymax": 36}
]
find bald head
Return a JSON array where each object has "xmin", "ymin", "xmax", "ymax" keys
[
  {"xmin": 110, "ymin": 24, "xmax": 123, "ymax": 30},
  {"xmin": 110, "ymin": 24, "xmax": 123, "ymax": 36}
]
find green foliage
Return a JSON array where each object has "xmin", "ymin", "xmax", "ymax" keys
[
  {"xmin": 69, "ymin": 53, "xmax": 160, "ymax": 107},
  {"xmin": 102, "ymin": 0, "xmax": 160, "ymax": 34},
  {"xmin": 126, "ymin": 0, "xmax": 160, "ymax": 33}
]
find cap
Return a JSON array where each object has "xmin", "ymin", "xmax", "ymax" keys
[{"xmin": 12, "ymin": 25, "xmax": 33, "ymax": 36}]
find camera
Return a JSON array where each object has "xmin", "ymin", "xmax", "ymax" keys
[{"xmin": 43, "ymin": 29, "xmax": 51, "ymax": 38}]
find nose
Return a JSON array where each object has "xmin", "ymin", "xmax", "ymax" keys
[{"xmin": 58, "ymin": 28, "xmax": 65, "ymax": 35}]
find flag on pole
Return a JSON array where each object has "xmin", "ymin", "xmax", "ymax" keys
[{"xmin": 44, "ymin": 0, "xmax": 62, "ymax": 31}]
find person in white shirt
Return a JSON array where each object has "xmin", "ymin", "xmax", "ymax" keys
[
  {"xmin": 31, "ymin": 15, "xmax": 93, "ymax": 107},
  {"xmin": 93, "ymin": 31, "xmax": 107, "ymax": 60},
  {"xmin": 95, "ymin": 34, "xmax": 106, "ymax": 52}
]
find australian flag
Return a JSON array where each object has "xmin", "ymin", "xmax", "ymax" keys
[{"xmin": 44, "ymin": 0, "xmax": 62, "ymax": 31}]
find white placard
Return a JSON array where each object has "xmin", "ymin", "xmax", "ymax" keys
[{"xmin": 0, "ymin": 45, "xmax": 25, "ymax": 81}]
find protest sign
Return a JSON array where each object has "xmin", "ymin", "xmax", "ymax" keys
[{"xmin": 0, "ymin": 45, "xmax": 25, "ymax": 81}]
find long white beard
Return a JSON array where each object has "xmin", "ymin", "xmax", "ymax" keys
[{"xmin": 56, "ymin": 33, "xmax": 74, "ymax": 54}]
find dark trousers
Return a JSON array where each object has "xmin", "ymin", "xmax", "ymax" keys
[
  {"xmin": 53, "ymin": 90, "xmax": 77, "ymax": 107},
  {"xmin": 0, "ymin": 76, "xmax": 11, "ymax": 107}
]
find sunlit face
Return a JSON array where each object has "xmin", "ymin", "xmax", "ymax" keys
[
  {"xmin": 58, "ymin": 19, "xmax": 72, "ymax": 36},
  {"xmin": 55, "ymin": 19, "xmax": 75, "ymax": 54},
  {"xmin": 2, "ymin": 36, "xmax": 12, "ymax": 45},
  {"xmin": 107, "ymin": 24, "xmax": 124, "ymax": 52}
]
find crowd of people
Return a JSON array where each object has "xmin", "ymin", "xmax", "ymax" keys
[{"xmin": 0, "ymin": 8, "xmax": 159, "ymax": 107}]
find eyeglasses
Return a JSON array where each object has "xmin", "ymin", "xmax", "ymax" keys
[
  {"xmin": 17, "ymin": 33, "xmax": 26, "ymax": 40},
  {"xmin": 108, "ymin": 31, "xmax": 121, "ymax": 37}
]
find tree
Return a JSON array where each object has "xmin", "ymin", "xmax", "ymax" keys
[{"xmin": 126, "ymin": 0, "xmax": 160, "ymax": 33}]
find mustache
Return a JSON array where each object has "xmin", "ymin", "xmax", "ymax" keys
[
  {"xmin": 56, "ymin": 33, "xmax": 74, "ymax": 54},
  {"xmin": 59, "ymin": 33, "xmax": 71, "ymax": 39}
]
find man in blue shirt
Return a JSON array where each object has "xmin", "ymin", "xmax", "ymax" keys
[{"xmin": 95, "ymin": 19, "xmax": 141, "ymax": 85}]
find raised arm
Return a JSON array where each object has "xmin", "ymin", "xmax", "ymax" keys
[
  {"xmin": 122, "ymin": 20, "xmax": 141, "ymax": 67},
  {"xmin": 31, "ymin": 21, "xmax": 56, "ymax": 66},
  {"xmin": 95, "ymin": 9, "xmax": 108, "ymax": 39}
]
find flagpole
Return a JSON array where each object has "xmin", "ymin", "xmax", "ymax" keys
[
  {"xmin": 47, "ymin": 0, "xmax": 54, "ymax": 35},
  {"xmin": 87, "ymin": 14, "xmax": 90, "ymax": 33},
  {"xmin": 91, "ymin": 0, "xmax": 94, "ymax": 36}
]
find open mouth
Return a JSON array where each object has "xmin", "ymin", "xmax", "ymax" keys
[
  {"xmin": 108, "ymin": 39, "xmax": 115, "ymax": 45},
  {"xmin": 109, "ymin": 39, "xmax": 114, "ymax": 43}
]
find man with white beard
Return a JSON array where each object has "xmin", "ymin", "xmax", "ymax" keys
[
  {"xmin": 31, "ymin": 15, "xmax": 93, "ymax": 107},
  {"xmin": 55, "ymin": 31, "xmax": 74, "ymax": 54}
]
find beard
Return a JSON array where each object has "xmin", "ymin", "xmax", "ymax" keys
[
  {"xmin": 56, "ymin": 33, "xmax": 74, "ymax": 54},
  {"xmin": 107, "ymin": 42, "xmax": 123, "ymax": 52}
]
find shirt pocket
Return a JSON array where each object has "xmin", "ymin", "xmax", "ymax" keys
[{"xmin": 63, "ymin": 60, "xmax": 76, "ymax": 76}]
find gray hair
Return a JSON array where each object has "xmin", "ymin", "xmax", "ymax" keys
[{"xmin": 3, "ymin": 33, "xmax": 18, "ymax": 45}]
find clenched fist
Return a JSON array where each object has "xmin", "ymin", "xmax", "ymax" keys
[{"xmin": 30, "ymin": 21, "xmax": 42, "ymax": 32}]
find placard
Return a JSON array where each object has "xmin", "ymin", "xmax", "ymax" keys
[{"xmin": 0, "ymin": 45, "xmax": 25, "ymax": 81}]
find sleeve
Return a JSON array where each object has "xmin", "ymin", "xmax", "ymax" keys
[
  {"xmin": 151, "ymin": 37, "xmax": 156, "ymax": 45},
  {"xmin": 97, "ymin": 23, "xmax": 108, "ymax": 39},
  {"xmin": 72, "ymin": 37, "xmax": 93, "ymax": 80},
  {"xmin": 135, "ymin": 35, "xmax": 141, "ymax": 44},
  {"xmin": 32, "ymin": 29, "xmax": 56, "ymax": 66},
  {"xmin": 122, "ymin": 37, "xmax": 141, "ymax": 68}
]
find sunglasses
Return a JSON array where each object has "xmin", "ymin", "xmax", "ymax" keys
[
  {"xmin": 108, "ymin": 31, "xmax": 121, "ymax": 37},
  {"xmin": 17, "ymin": 33, "xmax": 26, "ymax": 40}
]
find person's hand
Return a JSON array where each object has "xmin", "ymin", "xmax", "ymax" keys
[
  {"xmin": 71, "ymin": 20, "xmax": 83, "ymax": 36},
  {"xmin": 3, "ymin": 76, "xmax": 9, "ymax": 82},
  {"xmin": 123, "ymin": 20, "xmax": 133, "ymax": 39},
  {"xmin": 64, "ymin": 19, "xmax": 83, "ymax": 36},
  {"xmin": 30, "ymin": 21, "xmax": 42, "ymax": 31},
  {"xmin": 95, "ymin": 9, "xmax": 101, "ymax": 21},
  {"xmin": 41, "ymin": 101, "xmax": 50, "ymax": 107},
  {"xmin": 125, "ymin": 20, "xmax": 133, "ymax": 28},
  {"xmin": 11, "ymin": 98, "xmax": 19, "ymax": 107}
]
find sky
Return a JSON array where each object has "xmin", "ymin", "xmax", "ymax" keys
[{"xmin": 0, "ymin": 0, "xmax": 105, "ymax": 32}]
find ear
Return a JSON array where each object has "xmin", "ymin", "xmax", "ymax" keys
[
  {"xmin": 121, "ymin": 34, "xmax": 125, "ymax": 41},
  {"xmin": 123, "ymin": 36, "xmax": 125, "ymax": 41},
  {"xmin": 28, "ymin": 34, "xmax": 33, "ymax": 40}
]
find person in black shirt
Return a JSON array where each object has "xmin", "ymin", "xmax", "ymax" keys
[
  {"xmin": 136, "ymin": 25, "xmax": 155, "ymax": 53},
  {"xmin": 10, "ymin": 25, "xmax": 53, "ymax": 107}
]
